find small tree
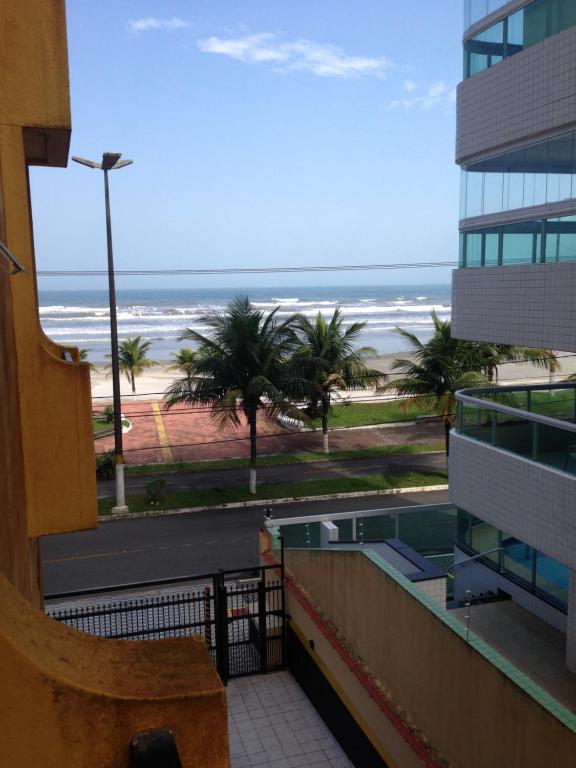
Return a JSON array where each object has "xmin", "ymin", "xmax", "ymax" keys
[
  {"xmin": 168, "ymin": 347, "xmax": 196, "ymax": 383},
  {"xmin": 113, "ymin": 336, "xmax": 156, "ymax": 393},
  {"xmin": 292, "ymin": 309, "xmax": 384, "ymax": 454},
  {"xmin": 164, "ymin": 297, "xmax": 301, "ymax": 494},
  {"xmin": 383, "ymin": 311, "xmax": 487, "ymax": 456}
]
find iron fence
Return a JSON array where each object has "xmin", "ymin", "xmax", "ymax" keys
[{"xmin": 46, "ymin": 564, "xmax": 285, "ymax": 683}]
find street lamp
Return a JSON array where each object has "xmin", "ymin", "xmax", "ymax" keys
[{"xmin": 73, "ymin": 152, "xmax": 133, "ymax": 514}]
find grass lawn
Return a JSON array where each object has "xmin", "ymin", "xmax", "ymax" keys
[
  {"xmin": 94, "ymin": 417, "xmax": 130, "ymax": 435},
  {"xmin": 98, "ymin": 470, "xmax": 448, "ymax": 516},
  {"xmin": 125, "ymin": 441, "xmax": 445, "ymax": 477},
  {"xmin": 307, "ymin": 399, "xmax": 431, "ymax": 429},
  {"xmin": 93, "ymin": 417, "xmax": 112, "ymax": 435}
]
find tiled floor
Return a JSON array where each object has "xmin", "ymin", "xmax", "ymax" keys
[{"xmin": 227, "ymin": 672, "xmax": 354, "ymax": 768}]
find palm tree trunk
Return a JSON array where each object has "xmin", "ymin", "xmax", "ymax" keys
[
  {"xmin": 445, "ymin": 418, "xmax": 451, "ymax": 457},
  {"xmin": 131, "ymin": 370, "xmax": 136, "ymax": 394},
  {"xmin": 322, "ymin": 410, "xmax": 329, "ymax": 455},
  {"xmin": 249, "ymin": 410, "xmax": 257, "ymax": 495}
]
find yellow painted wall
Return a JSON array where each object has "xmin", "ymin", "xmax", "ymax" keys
[
  {"xmin": 0, "ymin": 5, "xmax": 231, "ymax": 767},
  {"xmin": 0, "ymin": 0, "xmax": 97, "ymax": 539},
  {"xmin": 0, "ymin": 571, "xmax": 230, "ymax": 767},
  {"xmin": 285, "ymin": 548, "xmax": 576, "ymax": 768}
]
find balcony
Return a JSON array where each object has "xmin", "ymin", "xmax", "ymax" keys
[{"xmin": 450, "ymin": 383, "xmax": 576, "ymax": 569}]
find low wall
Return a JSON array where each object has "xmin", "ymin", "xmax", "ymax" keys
[{"xmin": 285, "ymin": 548, "xmax": 576, "ymax": 768}]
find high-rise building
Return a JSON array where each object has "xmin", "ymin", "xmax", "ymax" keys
[{"xmin": 451, "ymin": 0, "xmax": 576, "ymax": 670}]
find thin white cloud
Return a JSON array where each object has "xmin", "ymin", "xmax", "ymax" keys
[
  {"xmin": 388, "ymin": 81, "xmax": 456, "ymax": 113},
  {"xmin": 128, "ymin": 16, "xmax": 190, "ymax": 34},
  {"xmin": 197, "ymin": 33, "xmax": 393, "ymax": 79},
  {"xmin": 403, "ymin": 79, "xmax": 417, "ymax": 93}
]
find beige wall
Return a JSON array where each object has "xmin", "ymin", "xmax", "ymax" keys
[{"xmin": 285, "ymin": 548, "xmax": 576, "ymax": 768}]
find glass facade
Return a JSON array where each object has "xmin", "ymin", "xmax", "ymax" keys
[
  {"xmin": 460, "ymin": 132, "xmax": 576, "ymax": 219},
  {"xmin": 457, "ymin": 386, "xmax": 576, "ymax": 474},
  {"xmin": 464, "ymin": 0, "xmax": 512, "ymax": 29},
  {"xmin": 457, "ymin": 508, "xmax": 569, "ymax": 609},
  {"xmin": 464, "ymin": 0, "xmax": 576, "ymax": 79},
  {"xmin": 460, "ymin": 215, "xmax": 576, "ymax": 267}
]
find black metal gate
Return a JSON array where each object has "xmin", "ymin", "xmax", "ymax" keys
[{"xmin": 46, "ymin": 564, "xmax": 286, "ymax": 683}]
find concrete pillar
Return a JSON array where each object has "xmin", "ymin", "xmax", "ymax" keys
[
  {"xmin": 566, "ymin": 569, "xmax": 576, "ymax": 672},
  {"xmin": 320, "ymin": 521, "xmax": 339, "ymax": 548}
]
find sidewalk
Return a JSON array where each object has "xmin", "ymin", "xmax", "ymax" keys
[{"xmin": 95, "ymin": 400, "xmax": 444, "ymax": 465}]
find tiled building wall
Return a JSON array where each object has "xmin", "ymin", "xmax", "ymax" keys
[
  {"xmin": 451, "ymin": 262, "xmax": 576, "ymax": 350},
  {"xmin": 449, "ymin": 433, "xmax": 576, "ymax": 569},
  {"xmin": 453, "ymin": 546, "xmax": 567, "ymax": 632},
  {"xmin": 456, "ymin": 25, "xmax": 576, "ymax": 165},
  {"xmin": 416, "ymin": 578, "xmax": 446, "ymax": 608}
]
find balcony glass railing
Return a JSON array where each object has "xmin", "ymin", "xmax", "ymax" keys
[
  {"xmin": 456, "ymin": 384, "xmax": 576, "ymax": 474},
  {"xmin": 271, "ymin": 504, "xmax": 457, "ymax": 557}
]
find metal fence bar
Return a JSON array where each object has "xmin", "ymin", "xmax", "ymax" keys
[{"xmin": 47, "ymin": 565, "xmax": 286, "ymax": 680}]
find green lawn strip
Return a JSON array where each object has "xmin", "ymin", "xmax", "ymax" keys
[
  {"xmin": 307, "ymin": 399, "xmax": 431, "ymax": 429},
  {"xmin": 98, "ymin": 470, "xmax": 448, "ymax": 516},
  {"xmin": 93, "ymin": 418, "xmax": 112, "ymax": 435},
  {"xmin": 93, "ymin": 417, "xmax": 130, "ymax": 435},
  {"xmin": 125, "ymin": 441, "xmax": 445, "ymax": 477}
]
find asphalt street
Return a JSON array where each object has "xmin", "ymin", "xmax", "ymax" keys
[
  {"xmin": 42, "ymin": 489, "xmax": 449, "ymax": 595},
  {"xmin": 97, "ymin": 453, "xmax": 446, "ymax": 498}
]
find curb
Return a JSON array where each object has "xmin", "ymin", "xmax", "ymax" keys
[{"xmin": 98, "ymin": 484, "xmax": 449, "ymax": 523}]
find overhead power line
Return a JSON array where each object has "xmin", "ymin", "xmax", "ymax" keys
[{"xmin": 38, "ymin": 261, "xmax": 457, "ymax": 277}]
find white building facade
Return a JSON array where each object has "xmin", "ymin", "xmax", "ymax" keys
[{"xmin": 451, "ymin": 0, "xmax": 576, "ymax": 670}]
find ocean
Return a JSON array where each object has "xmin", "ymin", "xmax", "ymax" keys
[{"xmin": 38, "ymin": 285, "xmax": 451, "ymax": 364}]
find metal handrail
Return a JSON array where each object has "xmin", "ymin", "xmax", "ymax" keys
[
  {"xmin": 455, "ymin": 383, "xmax": 576, "ymax": 435},
  {"xmin": 265, "ymin": 502, "xmax": 453, "ymax": 529},
  {"xmin": 0, "ymin": 239, "xmax": 25, "ymax": 274}
]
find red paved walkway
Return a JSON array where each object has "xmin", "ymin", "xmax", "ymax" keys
[{"xmin": 94, "ymin": 401, "xmax": 444, "ymax": 466}]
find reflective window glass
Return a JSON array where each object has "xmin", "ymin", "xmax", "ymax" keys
[
  {"xmin": 523, "ymin": 0, "xmax": 548, "ymax": 47},
  {"xmin": 465, "ymin": 20, "xmax": 505, "ymax": 76},
  {"xmin": 483, "ymin": 171, "xmax": 504, "ymax": 213},
  {"xmin": 550, "ymin": 0, "xmax": 576, "ymax": 36},
  {"xmin": 502, "ymin": 535, "xmax": 534, "ymax": 585},
  {"xmin": 465, "ymin": 233, "xmax": 483, "ymax": 267},
  {"xmin": 456, "ymin": 508, "xmax": 472, "ymax": 548},
  {"xmin": 507, "ymin": 9, "xmax": 525, "ymax": 53},
  {"xmin": 470, "ymin": 517, "xmax": 500, "ymax": 563},
  {"xmin": 484, "ymin": 232, "xmax": 499, "ymax": 265},
  {"xmin": 502, "ymin": 232, "xmax": 534, "ymax": 265},
  {"xmin": 465, "ymin": 172, "xmax": 484, "ymax": 216},
  {"xmin": 535, "ymin": 550, "xmax": 568, "ymax": 606}
]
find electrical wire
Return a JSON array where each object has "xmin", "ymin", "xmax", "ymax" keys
[{"xmin": 38, "ymin": 261, "xmax": 457, "ymax": 277}]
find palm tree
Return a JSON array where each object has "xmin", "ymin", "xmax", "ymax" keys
[
  {"xmin": 115, "ymin": 336, "xmax": 156, "ymax": 393},
  {"xmin": 293, "ymin": 309, "xmax": 384, "ymax": 454},
  {"xmin": 164, "ymin": 297, "xmax": 301, "ymax": 494},
  {"xmin": 168, "ymin": 347, "xmax": 196, "ymax": 383},
  {"xmin": 383, "ymin": 311, "xmax": 487, "ymax": 456},
  {"xmin": 460, "ymin": 342, "xmax": 559, "ymax": 383},
  {"xmin": 78, "ymin": 348, "xmax": 98, "ymax": 372}
]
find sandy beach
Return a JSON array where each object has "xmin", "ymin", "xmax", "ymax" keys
[{"xmin": 90, "ymin": 351, "xmax": 576, "ymax": 402}]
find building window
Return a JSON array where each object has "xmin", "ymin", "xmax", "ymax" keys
[
  {"xmin": 460, "ymin": 131, "xmax": 576, "ymax": 219},
  {"xmin": 464, "ymin": 0, "xmax": 576, "ymax": 79},
  {"xmin": 460, "ymin": 215, "xmax": 576, "ymax": 267},
  {"xmin": 456, "ymin": 509, "xmax": 568, "ymax": 610}
]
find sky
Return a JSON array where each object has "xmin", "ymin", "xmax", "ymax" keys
[{"xmin": 32, "ymin": 0, "xmax": 463, "ymax": 292}]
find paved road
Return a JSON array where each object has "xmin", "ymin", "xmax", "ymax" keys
[
  {"xmin": 42, "ymin": 489, "xmax": 449, "ymax": 595},
  {"xmin": 97, "ymin": 453, "xmax": 446, "ymax": 498}
]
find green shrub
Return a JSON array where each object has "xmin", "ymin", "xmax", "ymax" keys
[
  {"xmin": 104, "ymin": 405, "xmax": 114, "ymax": 423},
  {"xmin": 96, "ymin": 452, "xmax": 115, "ymax": 480},
  {"xmin": 144, "ymin": 478, "xmax": 167, "ymax": 506}
]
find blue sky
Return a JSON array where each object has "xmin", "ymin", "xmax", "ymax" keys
[{"xmin": 32, "ymin": 0, "xmax": 463, "ymax": 291}]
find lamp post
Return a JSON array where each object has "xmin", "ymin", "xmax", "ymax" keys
[{"xmin": 73, "ymin": 152, "xmax": 133, "ymax": 514}]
